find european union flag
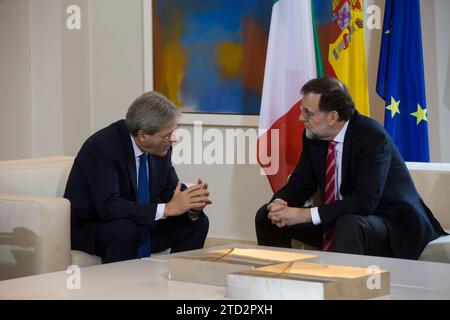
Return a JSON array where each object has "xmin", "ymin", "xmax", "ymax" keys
[{"xmin": 376, "ymin": 0, "xmax": 429, "ymax": 162}]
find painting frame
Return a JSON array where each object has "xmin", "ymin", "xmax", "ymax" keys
[{"xmin": 143, "ymin": 0, "xmax": 261, "ymax": 127}]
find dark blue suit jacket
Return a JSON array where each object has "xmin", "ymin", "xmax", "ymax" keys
[
  {"xmin": 274, "ymin": 112, "xmax": 445, "ymax": 259},
  {"xmin": 64, "ymin": 120, "xmax": 179, "ymax": 254}
]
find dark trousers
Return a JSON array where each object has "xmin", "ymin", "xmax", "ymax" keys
[
  {"xmin": 94, "ymin": 213, "xmax": 209, "ymax": 263},
  {"xmin": 255, "ymin": 203, "xmax": 393, "ymax": 258}
]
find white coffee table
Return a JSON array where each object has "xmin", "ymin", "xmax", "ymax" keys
[
  {"xmin": 0, "ymin": 244, "xmax": 449, "ymax": 299},
  {"xmin": 0, "ymin": 258, "xmax": 225, "ymax": 300}
]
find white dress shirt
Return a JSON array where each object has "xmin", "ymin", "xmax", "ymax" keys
[
  {"xmin": 130, "ymin": 135, "xmax": 165, "ymax": 220},
  {"xmin": 310, "ymin": 121, "xmax": 349, "ymax": 225}
]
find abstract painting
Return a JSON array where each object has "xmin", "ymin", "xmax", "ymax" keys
[{"xmin": 152, "ymin": 0, "xmax": 272, "ymax": 115}]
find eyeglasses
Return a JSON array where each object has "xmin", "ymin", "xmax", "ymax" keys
[
  {"xmin": 300, "ymin": 105, "xmax": 323, "ymax": 120},
  {"xmin": 141, "ymin": 128, "xmax": 177, "ymax": 142},
  {"xmin": 155, "ymin": 130, "xmax": 176, "ymax": 142}
]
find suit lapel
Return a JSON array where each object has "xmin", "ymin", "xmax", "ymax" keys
[
  {"xmin": 319, "ymin": 143, "xmax": 328, "ymax": 195},
  {"xmin": 148, "ymin": 154, "xmax": 158, "ymax": 202},
  {"xmin": 127, "ymin": 153, "xmax": 138, "ymax": 200},
  {"xmin": 341, "ymin": 112, "xmax": 357, "ymax": 192},
  {"xmin": 119, "ymin": 121, "xmax": 138, "ymax": 199},
  {"xmin": 309, "ymin": 138, "xmax": 328, "ymax": 194}
]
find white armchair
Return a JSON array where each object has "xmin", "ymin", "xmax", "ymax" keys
[
  {"xmin": 0, "ymin": 157, "xmax": 101, "ymax": 281},
  {"xmin": 407, "ymin": 162, "xmax": 450, "ymax": 263},
  {"xmin": 294, "ymin": 162, "xmax": 450, "ymax": 263}
]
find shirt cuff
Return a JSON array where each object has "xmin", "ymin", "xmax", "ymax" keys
[
  {"xmin": 310, "ymin": 207, "xmax": 322, "ymax": 225},
  {"xmin": 155, "ymin": 204, "xmax": 165, "ymax": 220}
]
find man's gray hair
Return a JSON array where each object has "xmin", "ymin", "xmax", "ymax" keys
[{"xmin": 125, "ymin": 91, "xmax": 181, "ymax": 136}]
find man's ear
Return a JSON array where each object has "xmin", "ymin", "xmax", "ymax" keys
[
  {"xmin": 136, "ymin": 129, "xmax": 147, "ymax": 142},
  {"xmin": 328, "ymin": 110, "xmax": 339, "ymax": 125}
]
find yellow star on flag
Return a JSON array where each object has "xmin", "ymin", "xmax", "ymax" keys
[
  {"xmin": 410, "ymin": 104, "xmax": 428, "ymax": 125},
  {"xmin": 386, "ymin": 96, "xmax": 400, "ymax": 118}
]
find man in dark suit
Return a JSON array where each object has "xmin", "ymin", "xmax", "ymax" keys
[
  {"xmin": 64, "ymin": 91, "xmax": 211, "ymax": 263},
  {"xmin": 255, "ymin": 77, "xmax": 445, "ymax": 259}
]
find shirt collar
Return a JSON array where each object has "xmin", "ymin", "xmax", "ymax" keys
[
  {"xmin": 333, "ymin": 120, "xmax": 349, "ymax": 144},
  {"xmin": 130, "ymin": 135, "xmax": 145, "ymax": 158}
]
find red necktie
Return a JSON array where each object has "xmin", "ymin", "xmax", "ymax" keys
[{"xmin": 323, "ymin": 141, "xmax": 337, "ymax": 251}]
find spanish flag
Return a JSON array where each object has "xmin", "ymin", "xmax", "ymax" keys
[{"xmin": 327, "ymin": 0, "xmax": 370, "ymax": 116}]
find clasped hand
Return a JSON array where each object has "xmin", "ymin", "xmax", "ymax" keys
[
  {"xmin": 267, "ymin": 199, "xmax": 312, "ymax": 228},
  {"xmin": 164, "ymin": 179, "xmax": 212, "ymax": 217}
]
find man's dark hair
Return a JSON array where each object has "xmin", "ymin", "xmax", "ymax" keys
[{"xmin": 300, "ymin": 77, "xmax": 355, "ymax": 121}]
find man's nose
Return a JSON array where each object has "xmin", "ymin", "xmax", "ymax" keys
[{"xmin": 299, "ymin": 111, "xmax": 307, "ymax": 122}]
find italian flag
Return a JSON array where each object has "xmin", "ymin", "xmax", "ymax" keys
[{"xmin": 258, "ymin": 0, "xmax": 321, "ymax": 192}]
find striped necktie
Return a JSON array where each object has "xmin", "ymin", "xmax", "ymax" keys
[{"xmin": 323, "ymin": 141, "xmax": 337, "ymax": 251}]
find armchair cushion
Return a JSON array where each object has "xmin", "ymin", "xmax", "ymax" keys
[
  {"xmin": 407, "ymin": 163, "xmax": 450, "ymax": 263},
  {"xmin": 0, "ymin": 156, "xmax": 102, "ymax": 280},
  {"xmin": 0, "ymin": 194, "xmax": 71, "ymax": 280},
  {"xmin": 419, "ymin": 233, "xmax": 450, "ymax": 263},
  {"xmin": 0, "ymin": 156, "xmax": 74, "ymax": 197}
]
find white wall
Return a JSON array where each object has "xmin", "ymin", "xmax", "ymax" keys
[
  {"xmin": 31, "ymin": 0, "xmax": 63, "ymax": 156},
  {"xmin": 89, "ymin": 0, "xmax": 144, "ymax": 132},
  {"xmin": 61, "ymin": 0, "xmax": 92, "ymax": 156},
  {"xmin": 0, "ymin": 0, "xmax": 449, "ymax": 241},
  {"xmin": 0, "ymin": 0, "xmax": 32, "ymax": 159},
  {"xmin": 175, "ymin": 149, "xmax": 272, "ymax": 240},
  {"xmin": 422, "ymin": 0, "xmax": 450, "ymax": 162}
]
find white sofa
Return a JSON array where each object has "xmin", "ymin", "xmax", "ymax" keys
[{"xmin": 0, "ymin": 156, "xmax": 101, "ymax": 281}]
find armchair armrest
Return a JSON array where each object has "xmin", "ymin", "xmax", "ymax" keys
[{"xmin": 0, "ymin": 194, "xmax": 71, "ymax": 280}]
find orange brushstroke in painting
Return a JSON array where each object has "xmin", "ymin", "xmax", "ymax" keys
[
  {"xmin": 153, "ymin": 12, "xmax": 186, "ymax": 108},
  {"xmin": 242, "ymin": 18, "xmax": 268, "ymax": 93}
]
